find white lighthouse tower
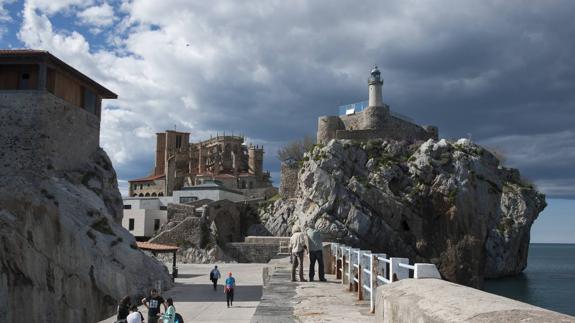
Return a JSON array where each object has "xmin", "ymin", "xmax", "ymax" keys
[{"xmin": 368, "ymin": 65, "xmax": 384, "ymax": 108}]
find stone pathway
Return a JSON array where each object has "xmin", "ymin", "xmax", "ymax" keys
[
  {"xmin": 252, "ymin": 257, "xmax": 374, "ymax": 323},
  {"xmin": 99, "ymin": 263, "xmax": 265, "ymax": 323}
]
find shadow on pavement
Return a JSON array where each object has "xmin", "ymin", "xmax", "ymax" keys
[{"xmin": 168, "ymin": 284, "xmax": 263, "ymax": 302}]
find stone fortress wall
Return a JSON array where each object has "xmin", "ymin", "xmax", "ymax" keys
[
  {"xmin": 0, "ymin": 91, "xmax": 100, "ymax": 175},
  {"xmin": 317, "ymin": 105, "xmax": 438, "ymax": 144}
]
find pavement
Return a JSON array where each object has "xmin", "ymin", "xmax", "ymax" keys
[
  {"xmin": 100, "ymin": 258, "xmax": 373, "ymax": 323},
  {"xmin": 99, "ymin": 263, "xmax": 265, "ymax": 323},
  {"xmin": 252, "ymin": 257, "xmax": 374, "ymax": 323}
]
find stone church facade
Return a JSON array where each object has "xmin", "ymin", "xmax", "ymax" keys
[{"xmin": 129, "ymin": 131, "xmax": 275, "ymax": 198}]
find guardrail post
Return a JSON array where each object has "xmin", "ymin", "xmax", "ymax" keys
[
  {"xmin": 390, "ymin": 257, "xmax": 410, "ymax": 281},
  {"xmin": 414, "ymin": 263, "xmax": 441, "ymax": 279},
  {"xmin": 341, "ymin": 246, "xmax": 346, "ymax": 286},
  {"xmin": 370, "ymin": 253, "xmax": 385, "ymax": 313},
  {"xmin": 350, "ymin": 248, "xmax": 359, "ymax": 292},
  {"xmin": 358, "ymin": 250, "xmax": 370, "ymax": 301}
]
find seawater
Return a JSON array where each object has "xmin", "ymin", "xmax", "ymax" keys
[{"xmin": 484, "ymin": 243, "xmax": 575, "ymax": 316}]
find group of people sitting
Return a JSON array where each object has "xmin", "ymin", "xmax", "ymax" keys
[
  {"xmin": 115, "ymin": 288, "xmax": 179, "ymax": 323},
  {"xmin": 289, "ymin": 222, "xmax": 327, "ymax": 282}
]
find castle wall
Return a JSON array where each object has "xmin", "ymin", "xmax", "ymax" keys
[
  {"xmin": 317, "ymin": 116, "xmax": 345, "ymax": 144},
  {"xmin": 154, "ymin": 133, "xmax": 166, "ymax": 176},
  {"xmin": 0, "ymin": 91, "xmax": 100, "ymax": 175},
  {"xmin": 279, "ymin": 163, "xmax": 299, "ymax": 198}
]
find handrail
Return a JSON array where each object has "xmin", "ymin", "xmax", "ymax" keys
[{"xmin": 329, "ymin": 243, "xmax": 440, "ymax": 314}]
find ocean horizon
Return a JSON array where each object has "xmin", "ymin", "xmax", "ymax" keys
[{"xmin": 484, "ymin": 243, "xmax": 575, "ymax": 317}]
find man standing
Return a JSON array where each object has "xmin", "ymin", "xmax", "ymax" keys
[
  {"xmin": 289, "ymin": 224, "xmax": 307, "ymax": 282},
  {"xmin": 210, "ymin": 265, "xmax": 221, "ymax": 291},
  {"xmin": 141, "ymin": 288, "xmax": 166, "ymax": 323},
  {"xmin": 306, "ymin": 223, "xmax": 326, "ymax": 282}
]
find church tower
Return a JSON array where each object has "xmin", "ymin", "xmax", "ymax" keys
[{"xmin": 368, "ymin": 65, "xmax": 384, "ymax": 107}]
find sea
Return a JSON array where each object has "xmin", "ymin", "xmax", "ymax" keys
[{"xmin": 484, "ymin": 243, "xmax": 575, "ymax": 316}]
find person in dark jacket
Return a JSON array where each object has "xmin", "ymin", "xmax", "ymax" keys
[{"xmin": 116, "ymin": 296, "xmax": 131, "ymax": 322}]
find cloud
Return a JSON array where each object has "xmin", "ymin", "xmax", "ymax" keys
[
  {"xmin": 77, "ymin": 2, "xmax": 115, "ymax": 31},
  {"xmin": 15, "ymin": 0, "xmax": 575, "ymax": 199}
]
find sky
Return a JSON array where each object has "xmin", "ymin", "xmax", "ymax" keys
[{"xmin": 0, "ymin": 0, "xmax": 573, "ymax": 242}]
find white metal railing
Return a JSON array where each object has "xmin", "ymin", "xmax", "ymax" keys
[{"xmin": 330, "ymin": 243, "xmax": 441, "ymax": 313}]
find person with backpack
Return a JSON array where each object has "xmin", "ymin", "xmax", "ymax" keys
[
  {"xmin": 224, "ymin": 272, "xmax": 236, "ymax": 308},
  {"xmin": 209, "ymin": 265, "xmax": 221, "ymax": 291}
]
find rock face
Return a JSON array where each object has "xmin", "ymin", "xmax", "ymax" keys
[
  {"xmin": 150, "ymin": 199, "xmax": 261, "ymax": 264},
  {"xmin": 0, "ymin": 92, "xmax": 172, "ymax": 323},
  {"xmin": 266, "ymin": 139, "xmax": 546, "ymax": 287}
]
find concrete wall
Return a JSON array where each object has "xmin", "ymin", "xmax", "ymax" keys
[
  {"xmin": 375, "ymin": 279, "xmax": 575, "ymax": 323},
  {"xmin": 0, "ymin": 91, "xmax": 100, "ymax": 176}
]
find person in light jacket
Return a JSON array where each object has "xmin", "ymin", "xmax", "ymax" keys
[
  {"xmin": 289, "ymin": 224, "xmax": 307, "ymax": 282},
  {"xmin": 161, "ymin": 298, "xmax": 176, "ymax": 323},
  {"xmin": 306, "ymin": 222, "xmax": 326, "ymax": 282}
]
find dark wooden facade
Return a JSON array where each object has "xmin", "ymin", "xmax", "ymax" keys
[{"xmin": 0, "ymin": 50, "xmax": 117, "ymax": 118}]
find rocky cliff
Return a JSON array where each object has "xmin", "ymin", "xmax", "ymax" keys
[
  {"xmin": 262, "ymin": 138, "xmax": 546, "ymax": 287},
  {"xmin": 0, "ymin": 92, "xmax": 172, "ymax": 323}
]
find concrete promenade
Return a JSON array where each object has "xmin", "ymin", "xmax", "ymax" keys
[
  {"xmin": 100, "ymin": 263, "xmax": 265, "ymax": 323},
  {"xmin": 252, "ymin": 257, "xmax": 374, "ymax": 323}
]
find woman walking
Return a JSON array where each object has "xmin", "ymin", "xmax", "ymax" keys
[{"xmin": 224, "ymin": 272, "xmax": 236, "ymax": 308}]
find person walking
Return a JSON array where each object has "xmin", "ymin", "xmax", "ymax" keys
[
  {"xmin": 116, "ymin": 296, "xmax": 131, "ymax": 323},
  {"xmin": 289, "ymin": 224, "xmax": 307, "ymax": 282},
  {"xmin": 161, "ymin": 298, "xmax": 176, "ymax": 323},
  {"xmin": 224, "ymin": 272, "xmax": 236, "ymax": 308},
  {"xmin": 210, "ymin": 265, "xmax": 221, "ymax": 291},
  {"xmin": 126, "ymin": 305, "xmax": 143, "ymax": 323},
  {"xmin": 306, "ymin": 223, "xmax": 326, "ymax": 282},
  {"xmin": 141, "ymin": 288, "xmax": 166, "ymax": 323}
]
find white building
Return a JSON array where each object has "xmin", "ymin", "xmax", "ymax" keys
[{"xmin": 122, "ymin": 180, "xmax": 246, "ymax": 238}]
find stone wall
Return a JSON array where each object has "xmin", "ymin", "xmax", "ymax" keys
[
  {"xmin": 167, "ymin": 203, "xmax": 200, "ymax": 222},
  {"xmin": 149, "ymin": 217, "xmax": 206, "ymax": 248},
  {"xmin": 225, "ymin": 242, "xmax": 281, "ymax": 263},
  {"xmin": 375, "ymin": 279, "xmax": 575, "ymax": 323},
  {"xmin": 0, "ymin": 91, "xmax": 100, "ymax": 175},
  {"xmin": 279, "ymin": 163, "xmax": 299, "ymax": 198},
  {"xmin": 317, "ymin": 103, "xmax": 437, "ymax": 144}
]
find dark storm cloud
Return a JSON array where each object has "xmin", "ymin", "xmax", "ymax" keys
[{"xmin": 22, "ymin": 0, "xmax": 574, "ymax": 197}]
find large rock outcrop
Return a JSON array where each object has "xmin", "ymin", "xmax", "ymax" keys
[
  {"xmin": 264, "ymin": 139, "xmax": 546, "ymax": 287},
  {"xmin": 0, "ymin": 92, "xmax": 172, "ymax": 323}
]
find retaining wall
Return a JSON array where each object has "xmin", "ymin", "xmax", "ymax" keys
[{"xmin": 375, "ymin": 278, "xmax": 575, "ymax": 323}]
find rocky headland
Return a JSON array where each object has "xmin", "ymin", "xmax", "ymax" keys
[
  {"xmin": 261, "ymin": 138, "xmax": 546, "ymax": 287},
  {"xmin": 0, "ymin": 92, "xmax": 172, "ymax": 322}
]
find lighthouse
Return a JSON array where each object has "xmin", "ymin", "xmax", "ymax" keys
[{"xmin": 368, "ymin": 65, "xmax": 384, "ymax": 108}]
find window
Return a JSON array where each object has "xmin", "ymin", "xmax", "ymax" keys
[
  {"xmin": 83, "ymin": 88, "xmax": 96, "ymax": 114},
  {"xmin": 128, "ymin": 218, "xmax": 135, "ymax": 231},
  {"xmin": 19, "ymin": 73, "xmax": 30, "ymax": 89},
  {"xmin": 249, "ymin": 182, "xmax": 254, "ymax": 189},
  {"xmin": 179, "ymin": 196, "xmax": 198, "ymax": 203},
  {"xmin": 160, "ymin": 206, "xmax": 167, "ymax": 210},
  {"xmin": 175, "ymin": 135, "xmax": 182, "ymax": 149},
  {"xmin": 123, "ymin": 205, "xmax": 132, "ymax": 209},
  {"xmin": 154, "ymin": 219, "xmax": 161, "ymax": 231}
]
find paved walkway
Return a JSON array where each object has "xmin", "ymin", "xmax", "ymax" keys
[
  {"xmin": 100, "ymin": 263, "xmax": 265, "ymax": 323},
  {"xmin": 252, "ymin": 257, "xmax": 374, "ymax": 323}
]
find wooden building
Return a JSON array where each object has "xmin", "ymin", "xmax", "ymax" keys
[{"xmin": 0, "ymin": 49, "xmax": 117, "ymax": 118}]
